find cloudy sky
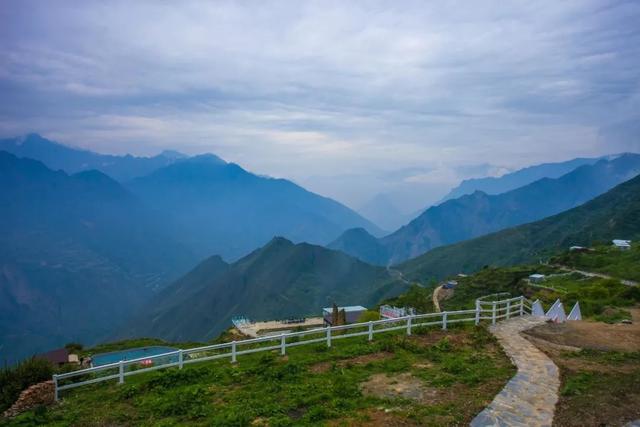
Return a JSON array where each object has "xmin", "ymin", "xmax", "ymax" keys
[{"xmin": 1, "ymin": 1, "xmax": 639, "ymax": 214}]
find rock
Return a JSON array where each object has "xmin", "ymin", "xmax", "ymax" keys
[{"xmin": 2, "ymin": 380, "xmax": 55, "ymax": 418}]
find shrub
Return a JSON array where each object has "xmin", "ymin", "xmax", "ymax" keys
[{"xmin": 0, "ymin": 358, "xmax": 54, "ymax": 413}]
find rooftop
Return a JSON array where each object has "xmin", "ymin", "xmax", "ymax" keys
[{"xmin": 323, "ymin": 305, "xmax": 367, "ymax": 312}]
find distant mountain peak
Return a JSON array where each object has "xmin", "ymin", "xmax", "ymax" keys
[
  {"xmin": 265, "ymin": 236, "xmax": 295, "ymax": 248},
  {"xmin": 186, "ymin": 153, "xmax": 226, "ymax": 165},
  {"xmin": 159, "ymin": 149, "xmax": 188, "ymax": 160}
]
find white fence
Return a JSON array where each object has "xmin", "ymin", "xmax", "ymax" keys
[{"xmin": 53, "ymin": 295, "xmax": 530, "ymax": 400}]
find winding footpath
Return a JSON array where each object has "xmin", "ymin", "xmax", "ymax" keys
[
  {"xmin": 432, "ymin": 285, "xmax": 443, "ymax": 312},
  {"xmin": 471, "ymin": 316, "xmax": 560, "ymax": 427}
]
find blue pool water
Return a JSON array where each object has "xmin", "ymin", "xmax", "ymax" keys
[{"xmin": 91, "ymin": 346, "xmax": 178, "ymax": 367}]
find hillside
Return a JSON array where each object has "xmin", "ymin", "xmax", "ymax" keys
[
  {"xmin": 439, "ymin": 156, "xmax": 602, "ymax": 202},
  {"xmin": 0, "ymin": 134, "xmax": 185, "ymax": 182},
  {"xmin": 121, "ymin": 237, "xmax": 406, "ymax": 342},
  {"xmin": 128, "ymin": 156, "xmax": 382, "ymax": 260},
  {"xmin": 331, "ymin": 154, "xmax": 640, "ymax": 265},
  {"xmin": 0, "ymin": 152, "xmax": 196, "ymax": 363},
  {"xmin": 399, "ymin": 173, "xmax": 640, "ymax": 282}
]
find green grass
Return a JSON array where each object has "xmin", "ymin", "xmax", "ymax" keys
[
  {"xmin": 552, "ymin": 244, "xmax": 640, "ymax": 282},
  {"xmin": 2, "ymin": 325, "xmax": 514, "ymax": 427},
  {"xmin": 525, "ymin": 274, "xmax": 640, "ymax": 320}
]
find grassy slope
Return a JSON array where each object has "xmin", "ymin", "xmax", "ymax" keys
[
  {"xmin": 3, "ymin": 325, "xmax": 514, "ymax": 427},
  {"xmin": 400, "ymin": 174, "xmax": 640, "ymax": 282},
  {"xmin": 122, "ymin": 238, "xmax": 406, "ymax": 343},
  {"xmin": 553, "ymin": 244, "xmax": 640, "ymax": 282}
]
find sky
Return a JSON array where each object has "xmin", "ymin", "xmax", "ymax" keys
[{"xmin": 1, "ymin": 0, "xmax": 639, "ymax": 214}]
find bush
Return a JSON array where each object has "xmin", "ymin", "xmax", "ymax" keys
[{"xmin": 0, "ymin": 358, "xmax": 54, "ymax": 413}]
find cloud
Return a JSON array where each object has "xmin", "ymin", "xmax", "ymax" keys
[{"xmin": 0, "ymin": 0, "xmax": 639, "ymax": 209}]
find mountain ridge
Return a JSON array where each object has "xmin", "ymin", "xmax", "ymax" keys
[
  {"xmin": 330, "ymin": 153, "xmax": 640, "ymax": 265},
  {"xmin": 399, "ymin": 172, "xmax": 640, "ymax": 281},
  {"xmin": 120, "ymin": 237, "xmax": 407, "ymax": 342}
]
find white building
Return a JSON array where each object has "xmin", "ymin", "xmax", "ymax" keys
[
  {"xmin": 612, "ymin": 239, "xmax": 631, "ymax": 251},
  {"xmin": 529, "ymin": 273, "xmax": 545, "ymax": 283}
]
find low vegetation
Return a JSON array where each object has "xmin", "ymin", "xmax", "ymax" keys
[
  {"xmin": 2, "ymin": 325, "xmax": 515, "ymax": 426},
  {"xmin": 524, "ymin": 274, "xmax": 640, "ymax": 322},
  {"xmin": 1, "ymin": 359, "xmax": 53, "ymax": 414},
  {"xmin": 552, "ymin": 244, "xmax": 640, "ymax": 282}
]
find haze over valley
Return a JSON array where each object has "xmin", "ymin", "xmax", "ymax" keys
[{"xmin": 1, "ymin": 2, "xmax": 640, "ymax": 425}]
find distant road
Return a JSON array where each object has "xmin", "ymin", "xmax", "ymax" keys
[
  {"xmin": 387, "ymin": 266, "xmax": 410, "ymax": 285},
  {"xmin": 552, "ymin": 264, "xmax": 638, "ymax": 287},
  {"xmin": 432, "ymin": 285, "xmax": 443, "ymax": 312}
]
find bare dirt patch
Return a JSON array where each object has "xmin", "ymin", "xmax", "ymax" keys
[
  {"xmin": 361, "ymin": 373, "xmax": 442, "ymax": 404},
  {"xmin": 309, "ymin": 352, "xmax": 393, "ymax": 373},
  {"xmin": 523, "ymin": 309, "xmax": 640, "ymax": 426},
  {"xmin": 408, "ymin": 329, "xmax": 470, "ymax": 347},
  {"xmin": 523, "ymin": 309, "xmax": 640, "ymax": 352}
]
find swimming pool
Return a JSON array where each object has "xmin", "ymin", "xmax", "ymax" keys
[{"xmin": 91, "ymin": 346, "xmax": 178, "ymax": 367}]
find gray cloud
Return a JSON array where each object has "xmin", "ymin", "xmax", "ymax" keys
[{"xmin": 0, "ymin": 0, "xmax": 639, "ymax": 211}]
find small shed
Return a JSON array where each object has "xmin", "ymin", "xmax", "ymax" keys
[
  {"xmin": 443, "ymin": 280, "xmax": 458, "ymax": 289},
  {"xmin": 322, "ymin": 305, "xmax": 367, "ymax": 326},
  {"xmin": 35, "ymin": 348, "xmax": 69, "ymax": 366},
  {"xmin": 612, "ymin": 239, "xmax": 631, "ymax": 251},
  {"xmin": 529, "ymin": 274, "xmax": 545, "ymax": 284}
]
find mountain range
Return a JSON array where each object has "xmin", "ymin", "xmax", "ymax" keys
[
  {"xmin": 0, "ymin": 133, "xmax": 186, "ymax": 182},
  {"xmin": 330, "ymin": 154, "xmax": 640, "ymax": 265},
  {"xmin": 120, "ymin": 237, "xmax": 406, "ymax": 342},
  {"xmin": 127, "ymin": 154, "xmax": 382, "ymax": 260},
  {"xmin": 438, "ymin": 156, "xmax": 603, "ymax": 202},
  {"xmin": 400, "ymin": 171, "xmax": 640, "ymax": 282},
  {"xmin": 0, "ymin": 152, "xmax": 196, "ymax": 363},
  {"xmin": 0, "ymin": 135, "xmax": 381, "ymax": 361},
  {"xmin": 0, "ymin": 134, "xmax": 381, "ymax": 261}
]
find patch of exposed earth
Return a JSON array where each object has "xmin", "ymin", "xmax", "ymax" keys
[{"xmin": 523, "ymin": 308, "xmax": 640, "ymax": 352}]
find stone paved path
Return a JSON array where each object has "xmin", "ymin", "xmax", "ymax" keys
[{"xmin": 471, "ymin": 316, "xmax": 560, "ymax": 427}]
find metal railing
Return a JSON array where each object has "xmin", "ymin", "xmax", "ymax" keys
[{"xmin": 53, "ymin": 295, "xmax": 530, "ymax": 400}]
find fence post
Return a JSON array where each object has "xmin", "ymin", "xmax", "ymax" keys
[
  {"xmin": 492, "ymin": 302, "xmax": 497, "ymax": 325},
  {"xmin": 520, "ymin": 296, "xmax": 525, "ymax": 316},
  {"xmin": 475, "ymin": 300, "xmax": 480, "ymax": 325},
  {"xmin": 406, "ymin": 317, "xmax": 412, "ymax": 335},
  {"xmin": 53, "ymin": 374, "xmax": 59, "ymax": 401},
  {"xmin": 280, "ymin": 334, "xmax": 286, "ymax": 356},
  {"xmin": 326, "ymin": 327, "xmax": 332, "ymax": 347},
  {"xmin": 442, "ymin": 312, "xmax": 448, "ymax": 330},
  {"xmin": 118, "ymin": 361, "xmax": 124, "ymax": 384},
  {"xmin": 178, "ymin": 349, "xmax": 184, "ymax": 369},
  {"xmin": 368, "ymin": 321, "xmax": 373, "ymax": 341},
  {"xmin": 231, "ymin": 341, "xmax": 237, "ymax": 363},
  {"xmin": 506, "ymin": 300, "xmax": 511, "ymax": 319}
]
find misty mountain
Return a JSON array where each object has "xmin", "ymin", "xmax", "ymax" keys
[
  {"xmin": 439, "ymin": 156, "xmax": 602, "ymax": 202},
  {"xmin": 358, "ymin": 193, "xmax": 413, "ymax": 232},
  {"xmin": 127, "ymin": 155, "xmax": 383, "ymax": 260},
  {"xmin": 0, "ymin": 151, "xmax": 196, "ymax": 363},
  {"xmin": 400, "ymin": 172, "xmax": 640, "ymax": 281},
  {"xmin": 330, "ymin": 153, "xmax": 640, "ymax": 265},
  {"xmin": 0, "ymin": 133, "xmax": 187, "ymax": 182},
  {"xmin": 121, "ymin": 237, "xmax": 406, "ymax": 342}
]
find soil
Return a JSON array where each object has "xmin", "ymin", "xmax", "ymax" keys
[
  {"xmin": 523, "ymin": 308, "xmax": 640, "ymax": 426},
  {"xmin": 309, "ymin": 352, "xmax": 393, "ymax": 373},
  {"xmin": 523, "ymin": 308, "xmax": 640, "ymax": 352},
  {"xmin": 360, "ymin": 372, "xmax": 441, "ymax": 403}
]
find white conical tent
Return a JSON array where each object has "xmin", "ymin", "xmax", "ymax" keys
[
  {"xmin": 545, "ymin": 299, "xmax": 567, "ymax": 322},
  {"xmin": 546, "ymin": 299, "xmax": 562, "ymax": 318},
  {"xmin": 567, "ymin": 302, "xmax": 582, "ymax": 321},
  {"xmin": 553, "ymin": 303, "xmax": 567, "ymax": 322},
  {"xmin": 531, "ymin": 300, "xmax": 546, "ymax": 317}
]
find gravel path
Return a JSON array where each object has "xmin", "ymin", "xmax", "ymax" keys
[{"xmin": 471, "ymin": 316, "xmax": 560, "ymax": 427}]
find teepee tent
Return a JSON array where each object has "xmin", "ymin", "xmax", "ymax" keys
[
  {"xmin": 531, "ymin": 300, "xmax": 545, "ymax": 317},
  {"xmin": 567, "ymin": 302, "xmax": 582, "ymax": 321}
]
